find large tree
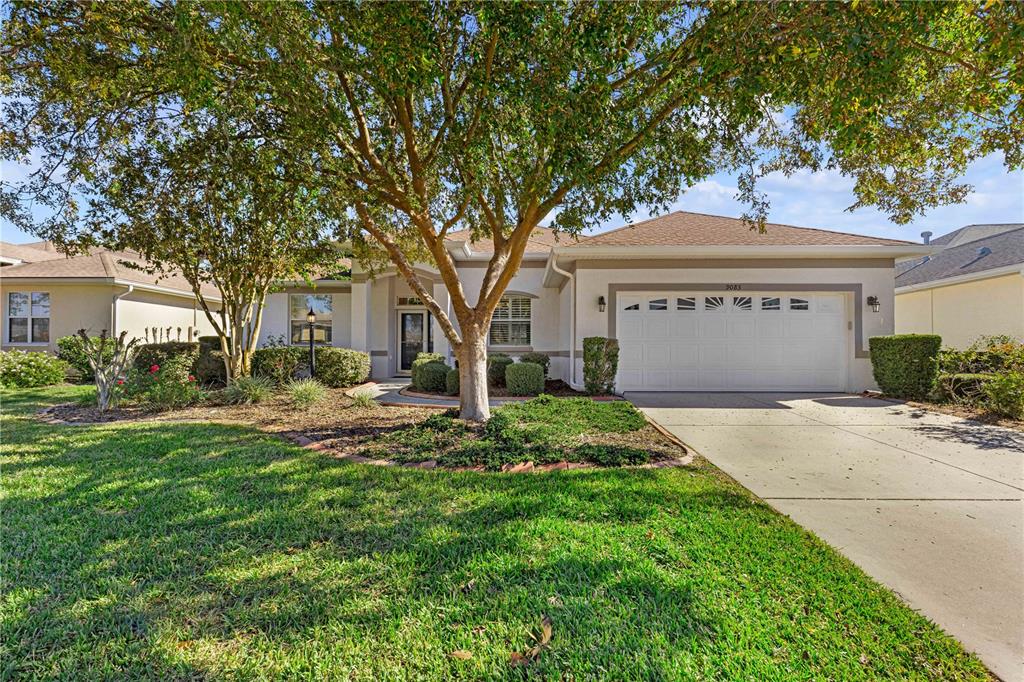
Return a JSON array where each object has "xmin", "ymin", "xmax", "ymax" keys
[{"xmin": 2, "ymin": 2, "xmax": 1020, "ymax": 419}]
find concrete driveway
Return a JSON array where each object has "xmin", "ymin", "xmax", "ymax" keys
[{"xmin": 628, "ymin": 392, "xmax": 1024, "ymax": 681}]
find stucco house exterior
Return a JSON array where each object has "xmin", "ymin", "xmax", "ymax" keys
[
  {"xmin": 895, "ymin": 224, "xmax": 1023, "ymax": 348},
  {"xmin": 262, "ymin": 211, "xmax": 929, "ymax": 392},
  {"xmin": 1, "ymin": 241, "xmax": 220, "ymax": 352}
]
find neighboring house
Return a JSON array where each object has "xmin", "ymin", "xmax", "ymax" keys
[
  {"xmin": 262, "ymin": 211, "xmax": 928, "ymax": 392},
  {"xmin": 0, "ymin": 241, "xmax": 221, "ymax": 352},
  {"xmin": 895, "ymin": 224, "xmax": 1024, "ymax": 348}
]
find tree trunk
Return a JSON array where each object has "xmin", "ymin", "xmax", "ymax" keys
[{"xmin": 457, "ymin": 330, "xmax": 490, "ymax": 421}]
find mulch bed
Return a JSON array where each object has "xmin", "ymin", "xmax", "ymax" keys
[
  {"xmin": 904, "ymin": 400, "xmax": 1024, "ymax": 432},
  {"xmin": 38, "ymin": 389, "xmax": 692, "ymax": 472}
]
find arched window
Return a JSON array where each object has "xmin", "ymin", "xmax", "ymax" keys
[{"xmin": 490, "ymin": 295, "xmax": 532, "ymax": 346}]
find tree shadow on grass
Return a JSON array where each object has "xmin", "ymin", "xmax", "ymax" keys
[{"xmin": 2, "ymin": 416, "xmax": 989, "ymax": 680}]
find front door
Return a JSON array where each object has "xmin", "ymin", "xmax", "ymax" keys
[{"xmin": 399, "ymin": 311, "xmax": 427, "ymax": 373}]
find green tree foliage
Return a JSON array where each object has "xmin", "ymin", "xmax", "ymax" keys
[{"xmin": 2, "ymin": 2, "xmax": 1019, "ymax": 416}]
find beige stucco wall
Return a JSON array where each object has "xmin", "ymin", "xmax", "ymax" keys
[
  {"xmin": 895, "ymin": 273, "xmax": 1024, "ymax": 348},
  {"xmin": 116, "ymin": 288, "xmax": 219, "ymax": 343}
]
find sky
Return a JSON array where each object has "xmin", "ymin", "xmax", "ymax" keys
[{"xmin": 1, "ymin": 151, "xmax": 1021, "ymax": 246}]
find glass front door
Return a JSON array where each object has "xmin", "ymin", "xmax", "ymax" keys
[{"xmin": 399, "ymin": 312, "xmax": 426, "ymax": 373}]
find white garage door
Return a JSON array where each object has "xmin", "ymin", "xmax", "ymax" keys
[{"xmin": 617, "ymin": 292, "xmax": 848, "ymax": 391}]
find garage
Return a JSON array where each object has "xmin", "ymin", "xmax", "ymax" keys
[{"xmin": 616, "ymin": 291, "xmax": 848, "ymax": 391}]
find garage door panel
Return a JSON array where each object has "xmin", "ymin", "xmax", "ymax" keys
[{"xmin": 615, "ymin": 290, "xmax": 848, "ymax": 391}]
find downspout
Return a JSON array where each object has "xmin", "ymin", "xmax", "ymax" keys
[
  {"xmin": 550, "ymin": 256, "xmax": 577, "ymax": 388},
  {"xmin": 111, "ymin": 284, "xmax": 134, "ymax": 336}
]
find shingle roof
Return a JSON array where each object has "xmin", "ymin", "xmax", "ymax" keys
[
  {"xmin": 0, "ymin": 248, "xmax": 221, "ymax": 298},
  {"xmin": 0, "ymin": 241, "xmax": 64, "ymax": 263},
  {"xmin": 445, "ymin": 226, "xmax": 577, "ymax": 254},
  {"xmin": 896, "ymin": 226, "xmax": 1024, "ymax": 288},
  {"xmin": 566, "ymin": 210, "xmax": 916, "ymax": 248},
  {"xmin": 929, "ymin": 223, "xmax": 1023, "ymax": 248}
]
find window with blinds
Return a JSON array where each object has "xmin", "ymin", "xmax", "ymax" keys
[{"xmin": 490, "ymin": 295, "xmax": 531, "ymax": 346}]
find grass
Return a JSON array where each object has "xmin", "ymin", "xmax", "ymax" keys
[{"xmin": 1, "ymin": 386, "xmax": 989, "ymax": 680}]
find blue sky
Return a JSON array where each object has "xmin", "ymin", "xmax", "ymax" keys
[{"xmin": 2, "ymin": 151, "xmax": 1021, "ymax": 245}]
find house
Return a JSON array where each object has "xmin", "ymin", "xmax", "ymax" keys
[
  {"xmin": 261, "ymin": 211, "xmax": 929, "ymax": 392},
  {"xmin": 1, "ymin": 241, "xmax": 221, "ymax": 351},
  {"xmin": 895, "ymin": 224, "xmax": 1023, "ymax": 348}
]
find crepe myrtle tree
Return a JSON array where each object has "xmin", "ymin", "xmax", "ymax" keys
[{"xmin": 2, "ymin": 2, "xmax": 1020, "ymax": 419}]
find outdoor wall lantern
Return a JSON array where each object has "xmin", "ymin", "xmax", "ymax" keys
[
  {"xmin": 598, "ymin": 295, "xmax": 606, "ymax": 312},
  {"xmin": 866, "ymin": 296, "xmax": 880, "ymax": 313},
  {"xmin": 307, "ymin": 307, "xmax": 317, "ymax": 377}
]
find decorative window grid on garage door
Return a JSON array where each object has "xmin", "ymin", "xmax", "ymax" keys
[{"xmin": 616, "ymin": 292, "xmax": 847, "ymax": 391}]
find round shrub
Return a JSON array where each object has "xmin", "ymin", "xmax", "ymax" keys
[
  {"xmin": 252, "ymin": 346, "xmax": 305, "ymax": 385},
  {"xmin": 445, "ymin": 368, "xmax": 460, "ymax": 396},
  {"xmin": 519, "ymin": 352, "xmax": 550, "ymax": 378},
  {"xmin": 132, "ymin": 342, "xmax": 200, "ymax": 383},
  {"xmin": 505, "ymin": 361, "xmax": 544, "ymax": 396},
  {"xmin": 411, "ymin": 352, "xmax": 445, "ymax": 389},
  {"xmin": 0, "ymin": 350, "xmax": 68, "ymax": 388},
  {"xmin": 417, "ymin": 362, "xmax": 450, "ymax": 393},
  {"xmin": 313, "ymin": 347, "xmax": 371, "ymax": 388},
  {"xmin": 487, "ymin": 354, "xmax": 514, "ymax": 387},
  {"xmin": 868, "ymin": 334, "xmax": 941, "ymax": 399},
  {"xmin": 56, "ymin": 334, "xmax": 113, "ymax": 382}
]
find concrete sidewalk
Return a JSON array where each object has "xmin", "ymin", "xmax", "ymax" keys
[{"xmin": 629, "ymin": 392, "xmax": 1024, "ymax": 681}]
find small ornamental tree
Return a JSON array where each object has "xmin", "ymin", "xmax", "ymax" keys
[
  {"xmin": 2, "ymin": 3, "xmax": 1020, "ymax": 418},
  {"xmin": 76, "ymin": 329, "xmax": 139, "ymax": 411}
]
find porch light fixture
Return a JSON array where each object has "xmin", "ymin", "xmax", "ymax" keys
[
  {"xmin": 598, "ymin": 295, "xmax": 606, "ymax": 312},
  {"xmin": 307, "ymin": 307, "xmax": 317, "ymax": 377},
  {"xmin": 866, "ymin": 296, "xmax": 880, "ymax": 313}
]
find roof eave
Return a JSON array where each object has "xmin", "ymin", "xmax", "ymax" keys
[{"xmin": 551, "ymin": 244, "xmax": 934, "ymax": 259}]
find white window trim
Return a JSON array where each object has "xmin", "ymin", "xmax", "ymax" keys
[
  {"xmin": 288, "ymin": 293, "xmax": 334, "ymax": 346},
  {"xmin": 489, "ymin": 294, "xmax": 532, "ymax": 347},
  {"xmin": 6, "ymin": 291, "xmax": 50, "ymax": 345}
]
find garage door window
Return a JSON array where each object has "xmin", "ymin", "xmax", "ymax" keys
[
  {"xmin": 761, "ymin": 297, "xmax": 781, "ymax": 311},
  {"xmin": 648, "ymin": 298, "xmax": 668, "ymax": 311},
  {"xmin": 733, "ymin": 296, "xmax": 752, "ymax": 311},
  {"xmin": 789, "ymin": 297, "xmax": 810, "ymax": 311},
  {"xmin": 676, "ymin": 297, "xmax": 696, "ymax": 311},
  {"xmin": 704, "ymin": 296, "xmax": 724, "ymax": 311}
]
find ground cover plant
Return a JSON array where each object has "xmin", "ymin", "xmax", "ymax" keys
[{"xmin": 1, "ymin": 385, "xmax": 990, "ymax": 680}]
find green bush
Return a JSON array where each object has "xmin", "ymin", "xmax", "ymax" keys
[
  {"xmin": 868, "ymin": 334, "xmax": 941, "ymax": 400},
  {"xmin": 583, "ymin": 337, "xmax": 619, "ymax": 395},
  {"xmin": 194, "ymin": 335, "xmax": 227, "ymax": 386},
  {"xmin": 132, "ymin": 342, "xmax": 200, "ymax": 383},
  {"xmin": 417, "ymin": 361, "xmax": 450, "ymax": 393},
  {"xmin": 445, "ymin": 368, "xmax": 460, "ymax": 396},
  {"xmin": 222, "ymin": 376, "xmax": 275, "ymax": 404},
  {"xmin": 984, "ymin": 371, "xmax": 1024, "ymax": 419},
  {"xmin": 411, "ymin": 352, "xmax": 445, "ymax": 390},
  {"xmin": 252, "ymin": 346, "xmax": 305, "ymax": 385},
  {"xmin": 56, "ymin": 335, "xmax": 113, "ymax": 382},
  {"xmin": 0, "ymin": 350, "xmax": 68, "ymax": 388},
  {"xmin": 287, "ymin": 378, "xmax": 326, "ymax": 409},
  {"xmin": 134, "ymin": 365, "xmax": 204, "ymax": 410},
  {"xmin": 937, "ymin": 373, "xmax": 995, "ymax": 404},
  {"xmin": 505, "ymin": 362, "xmax": 545, "ymax": 396},
  {"xmin": 314, "ymin": 347, "xmax": 371, "ymax": 388},
  {"xmin": 487, "ymin": 354, "xmax": 514, "ymax": 387},
  {"xmin": 519, "ymin": 352, "xmax": 550, "ymax": 378}
]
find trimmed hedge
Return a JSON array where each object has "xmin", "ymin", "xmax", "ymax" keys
[
  {"xmin": 411, "ymin": 352, "xmax": 445, "ymax": 390},
  {"xmin": 195, "ymin": 335, "xmax": 227, "ymax": 386},
  {"xmin": 56, "ymin": 334, "xmax": 114, "ymax": 382},
  {"xmin": 314, "ymin": 347, "xmax": 370, "ymax": 388},
  {"xmin": 868, "ymin": 334, "xmax": 941, "ymax": 399},
  {"xmin": 417, "ymin": 362, "xmax": 449, "ymax": 393},
  {"xmin": 519, "ymin": 352, "xmax": 550, "ymax": 378},
  {"xmin": 505, "ymin": 362, "xmax": 544, "ymax": 396},
  {"xmin": 583, "ymin": 337, "xmax": 619, "ymax": 395},
  {"xmin": 0, "ymin": 350, "xmax": 68, "ymax": 388},
  {"xmin": 487, "ymin": 354, "xmax": 514, "ymax": 387},
  {"xmin": 252, "ymin": 346, "xmax": 305, "ymax": 385},
  {"xmin": 445, "ymin": 368, "xmax": 460, "ymax": 396},
  {"xmin": 132, "ymin": 342, "xmax": 200, "ymax": 383}
]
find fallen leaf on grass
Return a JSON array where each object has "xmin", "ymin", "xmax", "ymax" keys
[
  {"xmin": 510, "ymin": 615, "xmax": 553, "ymax": 667},
  {"xmin": 449, "ymin": 650, "xmax": 473, "ymax": 660}
]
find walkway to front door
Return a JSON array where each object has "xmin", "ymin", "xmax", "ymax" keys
[{"xmin": 628, "ymin": 391, "xmax": 1024, "ymax": 681}]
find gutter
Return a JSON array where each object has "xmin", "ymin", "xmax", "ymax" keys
[
  {"xmin": 111, "ymin": 284, "xmax": 134, "ymax": 335},
  {"xmin": 895, "ymin": 264, "xmax": 1024, "ymax": 294},
  {"xmin": 549, "ymin": 254, "xmax": 579, "ymax": 390},
  {"xmin": 550, "ymin": 244, "xmax": 935, "ymax": 260}
]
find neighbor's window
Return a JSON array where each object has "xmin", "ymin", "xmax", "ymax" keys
[
  {"xmin": 290, "ymin": 294, "xmax": 333, "ymax": 345},
  {"xmin": 490, "ymin": 295, "xmax": 531, "ymax": 346},
  {"xmin": 7, "ymin": 292, "xmax": 49, "ymax": 343}
]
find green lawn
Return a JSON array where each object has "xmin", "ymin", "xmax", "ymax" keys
[{"xmin": 2, "ymin": 386, "xmax": 988, "ymax": 680}]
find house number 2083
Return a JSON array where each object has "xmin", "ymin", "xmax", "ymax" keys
[{"xmin": 725, "ymin": 284, "xmax": 743, "ymax": 290}]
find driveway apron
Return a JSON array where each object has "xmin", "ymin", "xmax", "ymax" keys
[{"xmin": 629, "ymin": 392, "xmax": 1024, "ymax": 681}]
